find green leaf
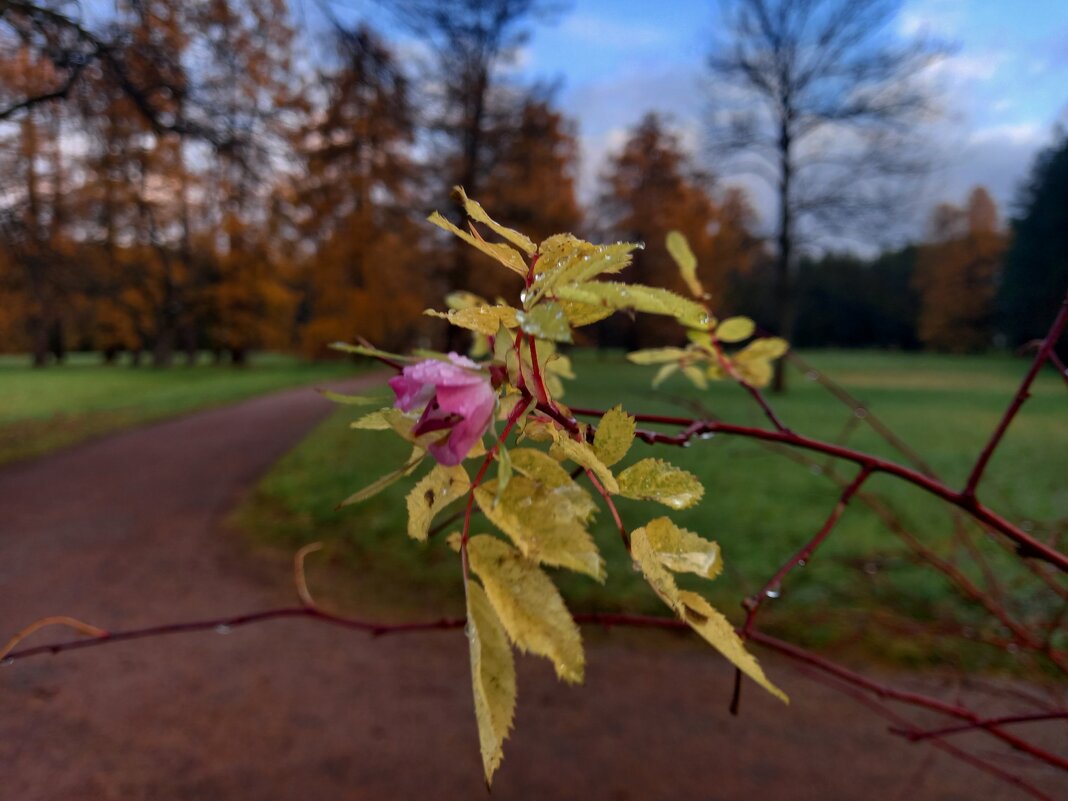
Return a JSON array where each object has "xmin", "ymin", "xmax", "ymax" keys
[
  {"xmin": 548, "ymin": 429, "xmax": 619, "ymax": 494},
  {"xmin": 593, "ymin": 405, "xmax": 635, "ymax": 467},
  {"xmin": 466, "ymin": 581, "xmax": 517, "ymax": 786},
  {"xmin": 467, "ymin": 535, "xmax": 584, "ymax": 683},
  {"xmin": 716, "ymin": 316, "xmax": 755, "ymax": 343},
  {"xmin": 626, "ymin": 347, "xmax": 689, "ymax": 365},
  {"xmin": 617, "ymin": 458, "xmax": 704, "ymax": 510},
  {"xmin": 474, "ymin": 476, "xmax": 604, "ymax": 581},
  {"xmin": 554, "ymin": 282, "xmax": 712, "ymax": 329},
  {"xmin": 666, "ymin": 230, "xmax": 704, "ymax": 298},
  {"xmin": 641, "ymin": 517, "xmax": 722, "ymax": 580},
  {"xmin": 456, "ymin": 186, "xmax": 536, "ymax": 255},
  {"xmin": 428, "ymin": 211, "xmax": 528, "ymax": 276},
  {"xmin": 516, "ymin": 301, "xmax": 573, "ymax": 343},
  {"xmin": 337, "ymin": 451, "xmax": 425, "ymax": 508},
  {"xmin": 631, "ymin": 527, "xmax": 787, "ymax": 704},
  {"xmin": 406, "ymin": 464, "xmax": 470, "ymax": 541},
  {"xmin": 425, "ymin": 304, "xmax": 519, "ymax": 336}
]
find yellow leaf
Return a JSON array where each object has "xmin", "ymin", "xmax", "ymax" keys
[
  {"xmin": 516, "ymin": 301, "xmax": 573, "ymax": 343},
  {"xmin": 405, "ymin": 464, "xmax": 470, "ymax": 541},
  {"xmin": 467, "ymin": 535, "xmax": 584, "ymax": 683},
  {"xmin": 548, "ymin": 429, "xmax": 619, "ymax": 494},
  {"xmin": 474, "ymin": 477, "xmax": 605, "ymax": 581},
  {"xmin": 677, "ymin": 590, "xmax": 788, "ymax": 705},
  {"xmin": 466, "ymin": 581, "xmax": 517, "ymax": 785},
  {"xmin": 631, "ymin": 528, "xmax": 787, "ymax": 704},
  {"xmin": 627, "ymin": 347, "xmax": 689, "ymax": 365},
  {"xmin": 455, "ymin": 187, "xmax": 536, "ymax": 255},
  {"xmin": 509, "ymin": 448, "xmax": 597, "ymax": 520},
  {"xmin": 424, "ymin": 305, "xmax": 519, "ymax": 335},
  {"xmin": 445, "ymin": 290, "xmax": 489, "ymax": 310},
  {"xmin": 350, "ymin": 408, "xmax": 393, "ymax": 430},
  {"xmin": 683, "ymin": 365, "xmax": 708, "ymax": 389},
  {"xmin": 736, "ymin": 336, "xmax": 789, "ymax": 360},
  {"xmin": 653, "ymin": 363, "xmax": 679, "ymax": 387},
  {"xmin": 560, "ymin": 299, "xmax": 614, "ymax": 327},
  {"xmin": 593, "ymin": 405, "xmax": 635, "ymax": 467},
  {"xmin": 428, "ymin": 211, "xmax": 527, "ymax": 276},
  {"xmin": 554, "ymin": 282, "xmax": 712, "ymax": 330},
  {"xmin": 642, "ymin": 517, "xmax": 722, "ymax": 579},
  {"xmin": 666, "ymin": 230, "xmax": 704, "ymax": 298},
  {"xmin": 715, "ymin": 316, "xmax": 755, "ymax": 343},
  {"xmin": 617, "ymin": 458, "xmax": 704, "ymax": 509},
  {"xmin": 320, "ymin": 390, "xmax": 389, "ymax": 406}
]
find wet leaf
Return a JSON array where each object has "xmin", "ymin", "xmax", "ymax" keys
[
  {"xmin": 425, "ymin": 305, "xmax": 519, "ymax": 335},
  {"xmin": 593, "ymin": 405, "xmax": 635, "ymax": 467},
  {"xmin": 516, "ymin": 301, "xmax": 573, "ymax": 343},
  {"xmin": 456, "ymin": 187, "xmax": 536, "ymax": 254},
  {"xmin": 715, "ymin": 316, "xmax": 755, "ymax": 343},
  {"xmin": 617, "ymin": 458, "xmax": 704, "ymax": 509},
  {"xmin": 641, "ymin": 517, "xmax": 722, "ymax": 579},
  {"xmin": 474, "ymin": 476, "xmax": 604, "ymax": 581},
  {"xmin": 337, "ymin": 451, "xmax": 425, "ymax": 508},
  {"xmin": 467, "ymin": 535, "xmax": 584, "ymax": 683},
  {"xmin": 429, "ymin": 211, "xmax": 527, "ymax": 276},
  {"xmin": 548, "ymin": 429, "xmax": 619, "ymax": 494},
  {"xmin": 466, "ymin": 581, "xmax": 516, "ymax": 785},
  {"xmin": 554, "ymin": 282, "xmax": 712, "ymax": 330},
  {"xmin": 631, "ymin": 527, "xmax": 787, "ymax": 704},
  {"xmin": 406, "ymin": 464, "xmax": 470, "ymax": 540}
]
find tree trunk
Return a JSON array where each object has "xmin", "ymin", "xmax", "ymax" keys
[{"xmin": 772, "ymin": 123, "xmax": 795, "ymax": 394}]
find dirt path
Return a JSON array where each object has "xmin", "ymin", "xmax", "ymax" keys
[{"xmin": 0, "ymin": 380, "xmax": 1060, "ymax": 800}]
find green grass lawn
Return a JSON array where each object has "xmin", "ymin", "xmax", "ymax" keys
[
  {"xmin": 236, "ymin": 350, "xmax": 1067, "ymax": 670},
  {"xmin": 0, "ymin": 351, "xmax": 356, "ymax": 465}
]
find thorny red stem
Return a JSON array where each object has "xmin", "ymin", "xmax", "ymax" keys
[
  {"xmin": 582, "ymin": 467, "xmax": 629, "ymax": 550},
  {"xmin": 963, "ymin": 291, "xmax": 1068, "ymax": 499},
  {"xmin": 565, "ymin": 406, "xmax": 1068, "ymax": 572},
  {"xmin": 742, "ymin": 466, "xmax": 872, "ymax": 635}
]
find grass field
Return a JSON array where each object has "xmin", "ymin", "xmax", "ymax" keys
[
  {"xmin": 237, "ymin": 350, "xmax": 1067, "ymax": 669},
  {"xmin": 0, "ymin": 352, "xmax": 355, "ymax": 465}
]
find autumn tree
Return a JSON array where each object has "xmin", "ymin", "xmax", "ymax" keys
[
  {"xmin": 706, "ymin": 0, "xmax": 943, "ymax": 389},
  {"xmin": 290, "ymin": 24, "xmax": 429, "ymax": 356},
  {"xmin": 914, "ymin": 187, "xmax": 1005, "ymax": 353},
  {"xmin": 598, "ymin": 113, "xmax": 761, "ymax": 347},
  {"xmin": 380, "ymin": 0, "xmax": 563, "ymax": 344},
  {"xmin": 999, "ymin": 132, "xmax": 1068, "ymax": 355}
]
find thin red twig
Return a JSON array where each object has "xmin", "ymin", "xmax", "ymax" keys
[
  {"xmin": 894, "ymin": 712, "xmax": 1068, "ymax": 743},
  {"xmin": 963, "ymin": 291, "xmax": 1068, "ymax": 499}
]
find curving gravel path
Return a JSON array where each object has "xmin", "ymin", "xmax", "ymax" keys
[{"xmin": 0, "ymin": 378, "xmax": 1059, "ymax": 800}]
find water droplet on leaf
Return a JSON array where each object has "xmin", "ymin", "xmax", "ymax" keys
[{"xmin": 215, "ymin": 624, "xmax": 232, "ymax": 635}]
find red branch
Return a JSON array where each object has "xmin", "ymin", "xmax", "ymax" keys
[
  {"xmin": 963, "ymin": 292, "xmax": 1068, "ymax": 499},
  {"xmin": 742, "ymin": 466, "xmax": 872, "ymax": 635},
  {"xmin": 565, "ymin": 406, "xmax": 1068, "ymax": 572},
  {"xmin": 892, "ymin": 712, "xmax": 1068, "ymax": 743}
]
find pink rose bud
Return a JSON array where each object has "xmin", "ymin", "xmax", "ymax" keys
[{"xmin": 388, "ymin": 354, "xmax": 497, "ymax": 466}]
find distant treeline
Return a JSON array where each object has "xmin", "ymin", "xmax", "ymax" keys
[{"xmin": 1, "ymin": 3, "xmax": 1065, "ymax": 365}]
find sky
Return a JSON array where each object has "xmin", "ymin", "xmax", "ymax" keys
[{"xmin": 329, "ymin": 0, "xmax": 1068, "ymax": 243}]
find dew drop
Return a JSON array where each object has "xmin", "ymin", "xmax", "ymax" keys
[
  {"xmin": 519, "ymin": 290, "xmax": 529, "ymax": 305},
  {"xmin": 215, "ymin": 624, "xmax": 232, "ymax": 635},
  {"xmin": 809, "ymin": 464, "xmax": 823, "ymax": 475},
  {"xmin": 1, "ymin": 657, "xmax": 14, "ymax": 667},
  {"xmin": 699, "ymin": 431, "xmax": 716, "ymax": 440},
  {"xmin": 805, "ymin": 370, "xmax": 819, "ymax": 381},
  {"xmin": 863, "ymin": 562, "xmax": 878, "ymax": 576},
  {"xmin": 765, "ymin": 585, "xmax": 781, "ymax": 600},
  {"xmin": 854, "ymin": 407, "xmax": 869, "ymax": 419},
  {"xmin": 1020, "ymin": 520, "xmax": 1034, "ymax": 532},
  {"xmin": 796, "ymin": 559, "xmax": 807, "ymax": 568},
  {"xmin": 681, "ymin": 440, "xmax": 693, "ymax": 448}
]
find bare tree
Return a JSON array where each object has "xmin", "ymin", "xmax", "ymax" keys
[{"xmin": 706, "ymin": 0, "xmax": 944, "ymax": 390}]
